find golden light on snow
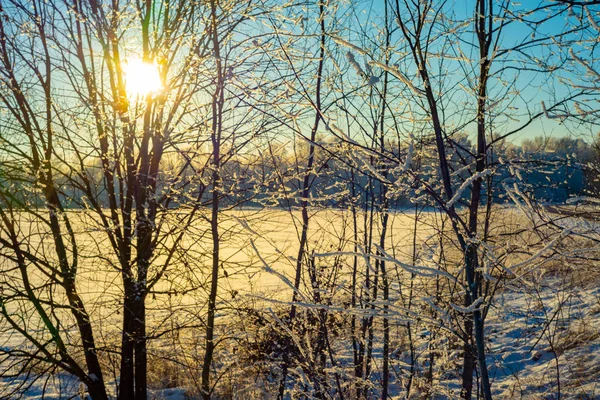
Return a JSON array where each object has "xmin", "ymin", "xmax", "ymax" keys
[{"xmin": 123, "ymin": 58, "xmax": 163, "ymax": 96}]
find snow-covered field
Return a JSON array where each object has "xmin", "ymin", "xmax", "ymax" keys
[
  {"xmin": 488, "ymin": 279, "xmax": 600, "ymax": 398},
  {"xmin": 5, "ymin": 279, "xmax": 599, "ymax": 399},
  {"xmin": 1, "ymin": 208, "xmax": 599, "ymax": 399}
]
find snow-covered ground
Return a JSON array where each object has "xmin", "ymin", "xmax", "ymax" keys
[
  {"xmin": 5, "ymin": 276, "xmax": 598, "ymax": 399},
  {"xmin": 487, "ymin": 278, "xmax": 600, "ymax": 398},
  {"xmin": 0, "ymin": 375, "xmax": 187, "ymax": 400},
  {"xmin": 2, "ymin": 209, "xmax": 600, "ymax": 399}
]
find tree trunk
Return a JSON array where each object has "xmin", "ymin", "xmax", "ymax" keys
[
  {"xmin": 119, "ymin": 281, "xmax": 136, "ymax": 400},
  {"xmin": 201, "ymin": 188, "xmax": 220, "ymax": 399},
  {"xmin": 461, "ymin": 309, "xmax": 475, "ymax": 399},
  {"xmin": 134, "ymin": 296, "xmax": 147, "ymax": 400},
  {"xmin": 278, "ymin": 3, "xmax": 326, "ymax": 397},
  {"xmin": 201, "ymin": 1, "xmax": 224, "ymax": 396}
]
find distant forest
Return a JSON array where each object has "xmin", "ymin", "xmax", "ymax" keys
[{"xmin": 16, "ymin": 135, "xmax": 594, "ymax": 209}]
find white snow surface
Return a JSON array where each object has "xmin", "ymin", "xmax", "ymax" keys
[
  {"xmin": 485, "ymin": 280, "xmax": 600, "ymax": 398},
  {"xmin": 4, "ymin": 277, "xmax": 599, "ymax": 399}
]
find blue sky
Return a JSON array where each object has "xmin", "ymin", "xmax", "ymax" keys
[{"xmin": 337, "ymin": 0, "xmax": 600, "ymax": 143}]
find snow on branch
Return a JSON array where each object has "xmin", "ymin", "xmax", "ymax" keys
[
  {"xmin": 368, "ymin": 60, "xmax": 421, "ymax": 96},
  {"xmin": 248, "ymin": 238, "xmax": 307, "ymax": 300},
  {"xmin": 345, "ymin": 52, "xmax": 380, "ymax": 86},
  {"xmin": 314, "ymin": 245, "xmax": 457, "ymax": 282},
  {"xmin": 330, "ymin": 37, "xmax": 380, "ymax": 85},
  {"xmin": 251, "ymin": 296, "xmax": 345, "ymax": 313},
  {"xmin": 510, "ymin": 228, "xmax": 570, "ymax": 277},
  {"xmin": 540, "ymin": 100, "xmax": 599, "ymax": 120},
  {"xmin": 267, "ymin": 308, "xmax": 312, "ymax": 363},
  {"xmin": 541, "ymin": 101, "xmax": 570, "ymax": 120},
  {"xmin": 347, "ymin": 147, "xmax": 391, "ymax": 184},
  {"xmin": 330, "ymin": 36, "xmax": 369, "ymax": 55},
  {"xmin": 325, "ymin": 122, "xmax": 359, "ymax": 145},
  {"xmin": 372, "ymin": 242, "xmax": 454, "ymax": 279},
  {"xmin": 573, "ymin": 102, "xmax": 596, "ymax": 117},
  {"xmin": 451, "ymin": 297, "xmax": 484, "ymax": 314},
  {"xmin": 569, "ymin": 48, "xmax": 600, "ymax": 81},
  {"xmin": 566, "ymin": 195, "xmax": 600, "ymax": 204},
  {"xmin": 346, "ymin": 51, "xmax": 366, "ymax": 77},
  {"xmin": 357, "ymin": 244, "xmax": 378, "ymax": 276},
  {"xmin": 446, "ymin": 169, "xmax": 493, "ymax": 208},
  {"xmin": 477, "ymin": 240, "xmax": 515, "ymax": 279},
  {"xmin": 586, "ymin": 6, "xmax": 600, "ymax": 32}
]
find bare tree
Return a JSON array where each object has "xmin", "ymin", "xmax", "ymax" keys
[{"xmin": 0, "ymin": 0, "xmax": 267, "ymax": 398}]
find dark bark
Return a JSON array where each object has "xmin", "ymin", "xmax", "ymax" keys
[
  {"xmin": 201, "ymin": 1, "xmax": 224, "ymax": 397},
  {"xmin": 119, "ymin": 283, "xmax": 136, "ymax": 400},
  {"xmin": 461, "ymin": 1, "xmax": 494, "ymax": 398},
  {"xmin": 278, "ymin": 2, "xmax": 326, "ymax": 398}
]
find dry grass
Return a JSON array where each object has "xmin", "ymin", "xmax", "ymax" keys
[{"xmin": 554, "ymin": 319, "xmax": 600, "ymax": 355}]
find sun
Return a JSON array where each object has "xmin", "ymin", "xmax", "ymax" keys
[{"xmin": 123, "ymin": 58, "xmax": 163, "ymax": 96}]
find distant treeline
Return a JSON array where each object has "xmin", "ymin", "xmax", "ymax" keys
[
  {"xmin": 248, "ymin": 135, "xmax": 599, "ymax": 209},
  {"xmin": 2, "ymin": 135, "xmax": 595, "ymax": 210}
]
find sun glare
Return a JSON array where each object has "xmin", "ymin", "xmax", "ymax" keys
[{"xmin": 123, "ymin": 59, "xmax": 163, "ymax": 96}]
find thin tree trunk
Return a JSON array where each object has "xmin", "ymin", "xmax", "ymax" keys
[
  {"xmin": 201, "ymin": 174, "xmax": 220, "ymax": 399},
  {"xmin": 462, "ymin": 1, "xmax": 494, "ymax": 398},
  {"xmin": 380, "ymin": 6, "xmax": 392, "ymax": 397},
  {"xmin": 277, "ymin": 3, "xmax": 326, "ymax": 397},
  {"xmin": 361, "ymin": 176, "xmax": 375, "ymax": 399},
  {"xmin": 350, "ymin": 169, "xmax": 362, "ymax": 396},
  {"xmin": 395, "ymin": 2, "xmax": 494, "ymax": 397},
  {"xmin": 380, "ymin": 212, "xmax": 390, "ymax": 400},
  {"xmin": 201, "ymin": 1, "xmax": 224, "ymax": 397},
  {"xmin": 406, "ymin": 204, "xmax": 420, "ymax": 397}
]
